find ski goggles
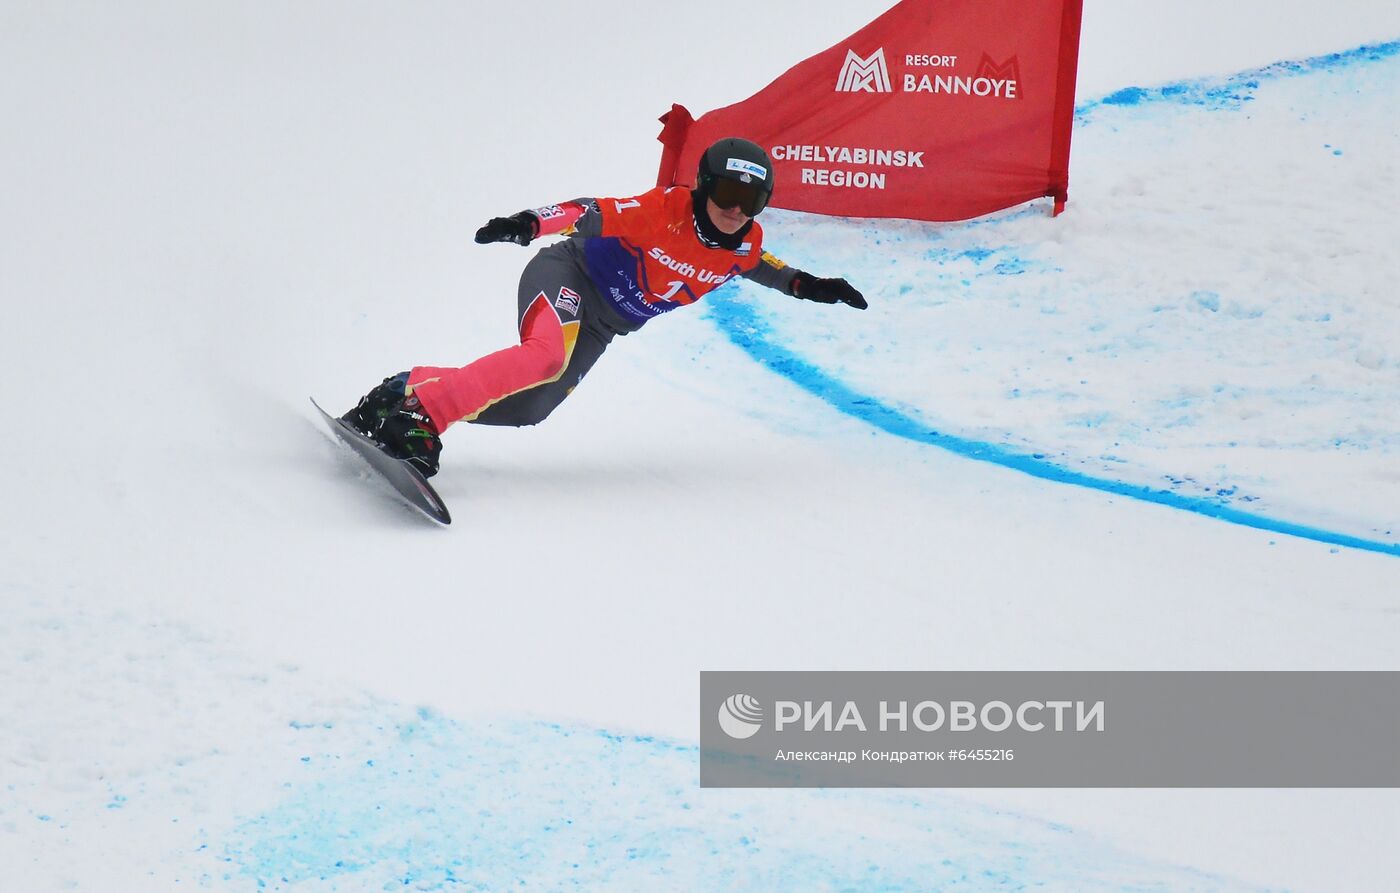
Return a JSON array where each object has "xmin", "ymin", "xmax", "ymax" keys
[{"xmin": 709, "ymin": 176, "xmax": 771, "ymax": 217}]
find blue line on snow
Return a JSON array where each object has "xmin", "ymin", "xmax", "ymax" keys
[
  {"xmin": 707, "ymin": 39, "xmax": 1400, "ymax": 558},
  {"xmin": 710, "ymin": 295, "xmax": 1398, "ymax": 557},
  {"xmin": 1078, "ymin": 39, "xmax": 1400, "ymax": 119}
]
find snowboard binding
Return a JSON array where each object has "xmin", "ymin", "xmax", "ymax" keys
[{"xmin": 342, "ymin": 372, "xmax": 443, "ymax": 478}]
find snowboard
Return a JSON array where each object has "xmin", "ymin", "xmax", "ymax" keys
[{"xmin": 310, "ymin": 397, "xmax": 452, "ymax": 525}]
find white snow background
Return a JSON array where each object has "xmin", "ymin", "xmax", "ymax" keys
[{"xmin": 2, "ymin": 1, "xmax": 1398, "ymax": 891}]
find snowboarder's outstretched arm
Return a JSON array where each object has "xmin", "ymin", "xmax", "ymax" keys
[
  {"xmin": 474, "ymin": 199, "xmax": 602, "ymax": 246},
  {"xmin": 742, "ymin": 251, "xmax": 868, "ymax": 310}
]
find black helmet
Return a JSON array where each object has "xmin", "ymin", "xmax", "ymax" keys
[{"xmin": 697, "ymin": 137, "xmax": 773, "ymax": 217}]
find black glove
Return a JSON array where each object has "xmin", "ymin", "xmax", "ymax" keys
[
  {"xmin": 474, "ymin": 212, "xmax": 538, "ymax": 246},
  {"xmin": 790, "ymin": 271, "xmax": 868, "ymax": 310}
]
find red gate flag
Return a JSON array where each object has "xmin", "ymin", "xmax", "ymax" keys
[{"xmin": 656, "ymin": 0, "xmax": 1084, "ymax": 221}]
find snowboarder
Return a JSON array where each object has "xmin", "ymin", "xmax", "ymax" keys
[{"xmin": 341, "ymin": 137, "xmax": 867, "ymax": 477}]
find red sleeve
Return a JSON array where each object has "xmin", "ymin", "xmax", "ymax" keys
[{"xmin": 527, "ymin": 200, "xmax": 590, "ymax": 236}]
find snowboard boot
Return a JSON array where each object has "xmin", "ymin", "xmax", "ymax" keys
[
  {"xmin": 377, "ymin": 399, "xmax": 442, "ymax": 478},
  {"xmin": 342, "ymin": 371, "xmax": 411, "ymax": 436},
  {"xmin": 343, "ymin": 372, "xmax": 444, "ymax": 478}
]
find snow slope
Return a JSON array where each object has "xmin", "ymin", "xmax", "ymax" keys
[{"xmin": 2, "ymin": 2, "xmax": 1398, "ymax": 891}]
